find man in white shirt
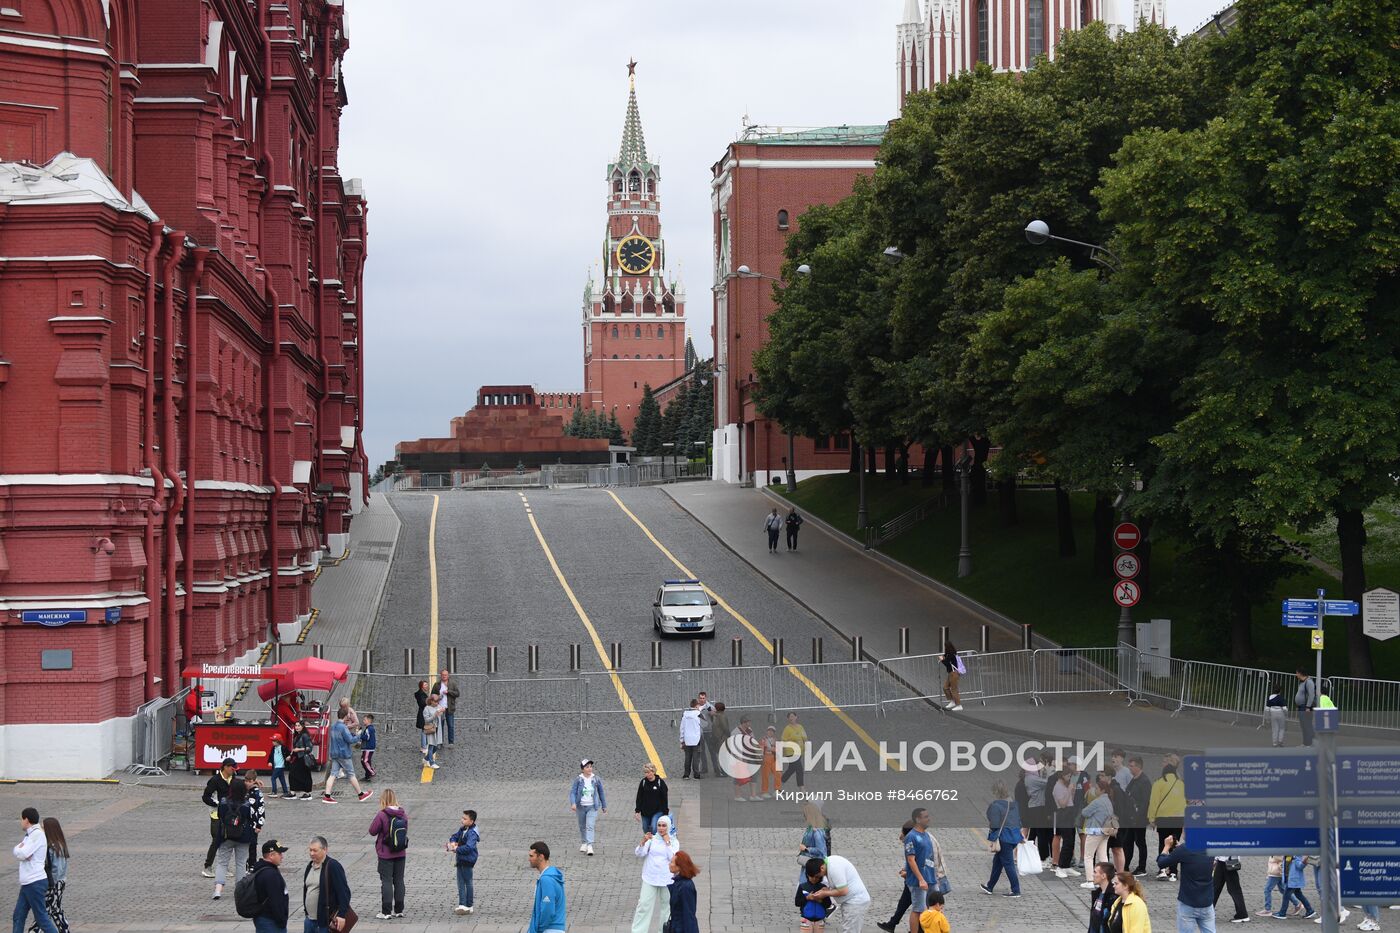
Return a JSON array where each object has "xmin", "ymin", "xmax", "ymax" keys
[
  {"xmin": 12, "ymin": 807, "xmax": 58, "ymax": 933},
  {"xmin": 805, "ymin": 854, "xmax": 872, "ymax": 933},
  {"xmin": 679, "ymin": 700, "xmax": 703, "ymax": 779}
]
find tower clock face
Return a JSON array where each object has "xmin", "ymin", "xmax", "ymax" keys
[{"xmin": 616, "ymin": 234, "xmax": 656, "ymax": 275}]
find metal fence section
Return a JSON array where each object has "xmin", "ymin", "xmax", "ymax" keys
[
  {"xmin": 127, "ymin": 687, "xmax": 191, "ymax": 776},
  {"xmin": 584, "ymin": 669, "xmax": 683, "ymax": 715},
  {"xmin": 1329, "ymin": 676, "xmax": 1400, "ymax": 733},
  {"xmin": 773, "ymin": 661, "xmax": 882, "ymax": 711},
  {"xmin": 483, "ymin": 676, "xmax": 586, "ymax": 731},
  {"xmin": 959, "ymin": 649, "xmax": 1039, "ymax": 705},
  {"xmin": 677, "ymin": 666, "xmax": 775, "ymax": 714},
  {"xmin": 878, "ymin": 653, "xmax": 954, "ymax": 709},
  {"xmin": 1031, "ymin": 647, "xmax": 1133, "ymax": 702}
]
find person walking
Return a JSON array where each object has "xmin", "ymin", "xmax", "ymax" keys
[
  {"xmin": 634, "ymin": 764, "xmax": 669, "ymax": 833},
  {"xmin": 694, "ymin": 692, "xmax": 715, "ymax": 776},
  {"xmin": 1051, "ymin": 768, "xmax": 1082, "ymax": 878},
  {"xmin": 980, "ymin": 781, "xmax": 1022, "ymax": 898},
  {"xmin": 1148, "ymin": 760, "xmax": 1186, "ymax": 881},
  {"xmin": 335, "ymin": 698, "xmax": 359, "ymax": 731},
  {"xmin": 569, "ymin": 760, "xmax": 606, "ymax": 855},
  {"xmin": 1295, "ymin": 668, "xmax": 1318, "ymax": 747},
  {"xmin": 1157, "ymin": 829, "xmax": 1218, "ymax": 932},
  {"xmin": 413, "ymin": 680, "xmax": 430, "ymax": 753},
  {"xmin": 799, "ymin": 803, "xmax": 832, "ymax": 877},
  {"xmin": 804, "ymin": 855, "xmax": 873, "ymax": 933},
  {"xmin": 1257, "ymin": 855, "xmax": 1285, "ymax": 918},
  {"xmin": 1212, "ymin": 856, "xmax": 1249, "ymax": 924},
  {"xmin": 1087, "ymin": 862, "xmax": 1119, "ymax": 933},
  {"xmin": 708, "ymin": 702, "xmax": 730, "ymax": 780},
  {"xmin": 25, "ymin": 817, "xmax": 69, "ymax": 933},
  {"xmin": 1125, "ymin": 757, "xmax": 1153, "ymax": 876},
  {"xmin": 367, "ymin": 789, "xmax": 408, "ymax": 920},
  {"xmin": 875, "ymin": 821, "xmax": 916, "ymax": 933},
  {"xmin": 302, "ymin": 836, "xmax": 352, "ymax": 933},
  {"xmin": 437, "ymin": 669, "xmax": 460, "ymax": 746},
  {"xmin": 421, "ymin": 701, "xmax": 443, "ymax": 769},
  {"xmin": 201, "ymin": 757, "xmax": 238, "ymax": 877},
  {"xmin": 12, "ymin": 808, "xmax": 58, "ymax": 933},
  {"xmin": 732, "ymin": 716, "xmax": 760, "ymax": 801},
  {"xmin": 249, "ymin": 840, "xmax": 290, "ymax": 933},
  {"xmin": 679, "ymin": 700, "xmax": 703, "ymax": 779},
  {"xmin": 269, "ymin": 736, "xmax": 292, "ymax": 799},
  {"xmin": 761, "ymin": 725, "xmax": 782, "ymax": 798},
  {"xmin": 288, "ymin": 722, "xmax": 315, "ymax": 800},
  {"xmin": 765, "ymin": 508, "xmax": 783, "ymax": 554},
  {"xmin": 1266, "ymin": 683, "xmax": 1289, "ymax": 747},
  {"xmin": 322, "ymin": 716, "xmax": 373, "ymax": 802},
  {"xmin": 244, "ymin": 770, "xmax": 268, "ymax": 873},
  {"xmin": 1108, "ymin": 871, "xmax": 1152, "ymax": 933},
  {"xmin": 1273, "ymin": 853, "xmax": 1315, "ymax": 919},
  {"xmin": 448, "ymin": 809, "xmax": 479, "ymax": 916},
  {"xmin": 1079, "ymin": 773, "xmax": 1117, "ymax": 885},
  {"xmin": 667, "ymin": 851, "xmax": 701, "ymax": 933},
  {"xmin": 786, "ymin": 507, "xmax": 804, "ymax": 550},
  {"xmin": 917, "ymin": 892, "xmax": 949, "ymax": 933},
  {"xmin": 526, "ymin": 842, "xmax": 566, "ymax": 933},
  {"xmin": 903, "ymin": 808, "xmax": 937, "ymax": 932},
  {"xmin": 357, "ymin": 714, "xmax": 377, "ymax": 782},
  {"xmin": 630, "ymin": 815, "xmax": 680, "ymax": 933},
  {"xmin": 781, "ymin": 711, "xmax": 809, "ymax": 788},
  {"xmin": 939, "ymin": 642, "xmax": 964, "ymax": 711},
  {"xmin": 212, "ymin": 777, "xmax": 254, "ymax": 900}
]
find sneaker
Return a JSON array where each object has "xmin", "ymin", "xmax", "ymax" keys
[
  {"xmin": 1055, "ymin": 868, "xmax": 1071, "ymax": 879},
  {"xmin": 1272, "ymin": 914, "xmax": 1288, "ymax": 920},
  {"xmin": 1306, "ymin": 912, "xmax": 1320, "ymax": 920},
  {"xmin": 980, "ymin": 884, "xmax": 993, "ymax": 896},
  {"xmin": 877, "ymin": 923, "xmax": 898, "ymax": 932},
  {"xmin": 1061, "ymin": 867, "xmax": 1082, "ymax": 876},
  {"xmin": 321, "ymin": 794, "xmax": 336, "ymax": 804},
  {"xmin": 200, "ymin": 867, "xmax": 214, "ymax": 878},
  {"xmin": 462, "ymin": 907, "xmax": 473, "ymax": 915},
  {"xmin": 1232, "ymin": 917, "xmax": 1251, "ymax": 923},
  {"xmin": 760, "ymin": 793, "xmax": 771, "ymax": 799},
  {"xmin": 1080, "ymin": 881, "xmax": 1098, "ymax": 889},
  {"xmin": 580, "ymin": 844, "xmax": 588, "ymax": 852},
  {"xmin": 586, "ymin": 844, "xmax": 594, "ymax": 856},
  {"xmin": 1340, "ymin": 910, "xmax": 1351, "ymax": 925},
  {"xmin": 358, "ymin": 790, "xmax": 373, "ymax": 801},
  {"xmin": 375, "ymin": 912, "xmax": 392, "ymax": 920},
  {"xmin": 1315, "ymin": 918, "xmax": 1324, "ymax": 925},
  {"xmin": 1258, "ymin": 910, "xmax": 1276, "ymax": 917},
  {"xmin": 944, "ymin": 701, "xmax": 955, "ymax": 708},
  {"xmin": 1043, "ymin": 858, "xmax": 1055, "ymax": 871},
  {"xmin": 1159, "ymin": 870, "xmax": 1172, "ymax": 880},
  {"xmin": 1358, "ymin": 921, "xmax": 1380, "ymax": 931},
  {"xmin": 1004, "ymin": 893, "xmax": 1022, "ymax": 898},
  {"xmin": 212, "ymin": 892, "xmax": 221, "ymax": 900},
  {"xmin": 392, "ymin": 913, "xmax": 404, "ymax": 918},
  {"xmin": 282, "ymin": 793, "xmax": 296, "ymax": 800},
  {"xmin": 1134, "ymin": 870, "xmax": 1150, "ymax": 878},
  {"xmin": 300, "ymin": 793, "xmax": 312, "ymax": 799},
  {"xmin": 951, "ymin": 704, "xmax": 964, "ymax": 710},
  {"xmin": 455, "ymin": 906, "xmax": 468, "ymax": 916},
  {"xmin": 430, "ymin": 763, "xmax": 440, "ymax": 770}
]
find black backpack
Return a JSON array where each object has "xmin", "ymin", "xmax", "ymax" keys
[
  {"xmin": 218, "ymin": 800, "xmax": 243, "ymax": 843},
  {"xmin": 385, "ymin": 812, "xmax": 408, "ymax": 852},
  {"xmin": 233, "ymin": 865, "xmax": 266, "ymax": 918}
]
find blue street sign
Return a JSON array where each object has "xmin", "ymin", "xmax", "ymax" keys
[
  {"xmin": 1284, "ymin": 598, "xmax": 1320, "ymax": 613},
  {"xmin": 1339, "ymin": 855, "xmax": 1400, "ymax": 902},
  {"xmin": 1338, "ymin": 806, "xmax": 1400, "ymax": 848},
  {"xmin": 19, "ymin": 610, "xmax": 86, "ymax": 627},
  {"xmin": 1185, "ymin": 752, "xmax": 1319, "ymax": 800},
  {"xmin": 1315, "ymin": 709, "xmax": 1339, "ymax": 733},
  {"xmin": 1337, "ymin": 752, "xmax": 1400, "ymax": 798},
  {"xmin": 1283, "ymin": 612, "xmax": 1321, "ymax": 628},
  {"xmin": 1187, "ymin": 805, "xmax": 1321, "ymax": 853},
  {"xmin": 104, "ymin": 606, "xmax": 121, "ymax": 623},
  {"xmin": 1324, "ymin": 600, "xmax": 1360, "ymax": 616}
]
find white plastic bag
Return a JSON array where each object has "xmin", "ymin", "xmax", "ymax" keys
[{"xmin": 1015, "ymin": 840, "xmax": 1043, "ymax": 875}]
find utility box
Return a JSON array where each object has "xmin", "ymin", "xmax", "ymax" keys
[{"xmin": 1136, "ymin": 619, "xmax": 1172, "ymax": 677}]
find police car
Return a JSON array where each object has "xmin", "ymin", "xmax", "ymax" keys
[{"xmin": 652, "ymin": 579, "xmax": 718, "ymax": 638}]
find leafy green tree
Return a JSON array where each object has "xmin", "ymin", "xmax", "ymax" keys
[{"xmin": 608, "ymin": 410, "xmax": 625, "ymax": 445}]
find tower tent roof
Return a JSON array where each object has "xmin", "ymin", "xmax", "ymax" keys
[{"xmin": 617, "ymin": 61, "xmax": 649, "ymax": 167}]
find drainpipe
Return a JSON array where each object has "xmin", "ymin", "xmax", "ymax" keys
[
  {"xmin": 161, "ymin": 231, "xmax": 186, "ymax": 685},
  {"xmin": 182, "ymin": 249, "xmax": 209, "ymax": 664},
  {"xmin": 263, "ymin": 277, "xmax": 284, "ymax": 642},
  {"xmin": 313, "ymin": 7, "xmax": 333, "ymax": 542},
  {"xmin": 140, "ymin": 221, "xmax": 165, "ymax": 701}
]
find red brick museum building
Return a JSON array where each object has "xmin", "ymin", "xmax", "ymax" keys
[{"xmin": 0, "ymin": 0, "xmax": 368, "ymax": 777}]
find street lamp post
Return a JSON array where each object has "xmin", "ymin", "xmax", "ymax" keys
[
  {"xmin": 957, "ymin": 446, "xmax": 973, "ymax": 577},
  {"xmin": 734, "ymin": 264, "xmax": 809, "ymax": 493},
  {"xmin": 1023, "ymin": 219, "xmax": 1120, "ymax": 271},
  {"xmin": 857, "ymin": 443, "xmax": 868, "ymax": 530}
]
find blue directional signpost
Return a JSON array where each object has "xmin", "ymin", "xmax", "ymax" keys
[
  {"xmin": 1185, "ymin": 804, "xmax": 1321, "ymax": 851},
  {"xmin": 1337, "ymin": 750, "xmax": 1400, "ymax": 798},
  {"xmin": 1281, "ymin": 588, "xmax": 1360, "ymax": 684},
  {"xmin": 1338, "ymin": 806, "xmax": 1400, "ymax": 849},
  {"xmin": 1184, "ymin": 750, "xmax": 1320, "ymax": 801},
  {"xmin": 1340, "ymin": 856, "xmax": 1400, "ymax": 903}
]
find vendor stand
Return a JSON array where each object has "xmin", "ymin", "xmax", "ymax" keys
[{"xmin": 182, "ymin": 656, "xmax": 349, "ymax": 772}]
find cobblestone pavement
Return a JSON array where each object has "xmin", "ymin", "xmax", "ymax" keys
[{"xmin": 0, "ymin": 488, "xmax": 1346, "ymax": 930}]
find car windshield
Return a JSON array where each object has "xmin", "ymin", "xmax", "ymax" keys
[{"xmin": 662, "ymin": 590, "xmax": 708, "ymax": 607}]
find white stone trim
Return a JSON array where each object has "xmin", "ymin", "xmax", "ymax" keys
[
  {"xmin": 0, "ymin": 473, "xmax": 155, "ymax": 487},
  {"xmin": 192, "ymin": 479, "xmax": 274, "ymax": 493},
  {"xmin": 0, "ymin": 592, "xmax": 148, "ymax": 610},
  {"xmin": 0, "ymin": 34, "xmax": 108, "ymax": 57},
  {"xmin": 734, "ymin": 159, "xmax": 877, "ymax": 169},
  {"xmin": 0, "ymin": 714, "xmax": 138, "ymax": 779}
]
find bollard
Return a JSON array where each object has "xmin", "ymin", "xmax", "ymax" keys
[
  {"xmin": 1021, "ymin": 623, "xmax": 1034, "ymax": 651},
  {"xmin": 610, "ymin": 641, "xmax": 622, "ymax": 670},
  {"xmin": 402, "ymin": 647, "xmax": 415, "ymax": 675},
  {"xmin": 445, "ymin": 646, "xmax": 457, "ymax": 674},
  {"xmin": 569, "ymin": 643, "xmax": 582, "ymax": 673},
  {"xmin": 360, "ymin": 649, "xmax": 374, "ymax": 674},
  {"xmin": 731, "ymin": 636, "xmax": 743, "ymax": 667},
  {"xmin": 527, "ymin": 644, "xmax": 540, "ymax": 674},
  {"xmin": 771, "ymin": 638, "xmax": 784, "ymax": 666},
  {"xmin": 980, "ymin": 624, "xmax": 991, "ymax": 654},
  {"xmin": 312, "ymin": 643, "xmax": 325, "ymax": 659},
  {"xmin": 938, "ymin": 625, "xmax": 949, "ymax": 653},
  {"xmin": 651, "ymin": 641, "xmax": 663, "ymax": 669},
  {"xmin": 852, "ymin": 635, "xmax": 864, "ymax": 662},
  {"xmin": 485, "ymin": 645, "xmax": 498, "ymax": 676},
  {"xmin": 812, "ymin": 637, "xmax": 824, "ymax": 664},
  {"xmin": 898, "ymin": 626, "xmax": 910, "ymax": 656},
  {"xmin": 690, "ymin": 639, "xmax": 702, "ymax": 668}
]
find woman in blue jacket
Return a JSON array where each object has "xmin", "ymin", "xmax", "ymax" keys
[
  {"xmin": 981, "ymin": 780, "xmax": 1023, "ymax": 897},
  {"xmin": 667, "ymin": 851, "xmax": 701, "ymax": 933},
  {"xmin": 569, "ymin": 760, "xmax": 607, "ymax": 855}
]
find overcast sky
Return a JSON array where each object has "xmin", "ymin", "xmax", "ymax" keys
[{"xmin": 340, "ymin": 0, "xmax": 1227, "ymax": 470}]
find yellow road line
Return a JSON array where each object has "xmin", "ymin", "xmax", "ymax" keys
[
  {"xmin": 423, "ymin": 494, "xmax": 441, "ymax": 785},
  {"xmin": 605, "ymin": 490, "xmax": 897, "ymax": 769},
  {"xmin": 421, "ymin": 762, "xmax": 434, "ymax": 784},
  {"xmin": 525, "ymin": 505, "xmax": 668, "ymax": 778}
]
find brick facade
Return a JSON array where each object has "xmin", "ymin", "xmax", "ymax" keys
[{"xmin": 0, "ymin": 0, "xmax": 368, "ymax": 773}]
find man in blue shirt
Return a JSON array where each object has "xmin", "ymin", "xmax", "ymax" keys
[
  {"xmin": 321, "ymin": 718, "xmax": 372, "ymax": 803},
  {"xmin": 903, "ymin": 807, "xmax": 936, "ymax": 931},
  {"xmin": 1157, "ymin": 828, "xmax": 1217, "ymax": 933}
]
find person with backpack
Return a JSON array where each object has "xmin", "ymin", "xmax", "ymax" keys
[
  {"xmin": 201, "ymin": 757, "xmax": 238, "ymax": 877},
  {"xmin": 939, "ymin": 642, "xmax": 964, "ymax": 711},
  {"xmin": 237, "ymin": 839, "xmax": 289, "ymax": 933},
  {"xmin": 785, "ymin": 508, "xmax": 804, "ymax": 550},
  {"xmin": 1148, "ymin": 760, "xmax": 1185, "ymax": 881},
  {"xmin": 448, "ymin": 809, "xmax": 479, "ymax": 916},
  {"xmin": 368, "ymin": 788, "xmax": 408, "ymax": 920},
  {"xmin": 213, "ymin": 777, "xmax": 255, "ymax": 900},
  {"xmin": 764, "ymin": 508, "xmax": 783, "ymax": 554}
]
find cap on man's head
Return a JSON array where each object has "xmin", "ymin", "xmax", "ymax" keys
[
  {"xmin": 581, "ymin": 758, "xmax": 593, "ymax": 768},
  {"xmin": 222, "ymin": 757, "xmax": 237, "ymax": 768},
  {"xmin": 262, "ymin": 839, "xmax": 290, "ymax": 855}
]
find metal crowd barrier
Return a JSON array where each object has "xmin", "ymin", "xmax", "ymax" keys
[
  {"xmin": 773, "ymin": 661, "xmax": 882, "ymax": 711},
  {"xmin": 127, "ymin": 686, "xmax": 191, "ymax": 776}
]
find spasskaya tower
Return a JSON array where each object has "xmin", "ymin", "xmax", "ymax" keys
[{"xmin": 578, "ymin": 61, "xmax": 688, "ymax": 434}]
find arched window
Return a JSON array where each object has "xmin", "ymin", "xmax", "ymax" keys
[
  {"xmin": 663, "ymin": 296, "xmax": 675, "ymax": 315},
  {"xmin": 612, "ymin": 325, "xmax": 619, "ymax": 338},
  {"xmin": 635, "ymin": 325, "xmax": 642, "ymax": 338},
  {"xmin": 977, "ymin": 0, "xmax": 989, "ymax": 63},
  {"xmin": 646, "ymin": 174, "xmax": 658, "ymax": 198},
  {"xmin": 612, "ymin": 354, "xmax": 618, "ymax": 359},
  {"xmin": 629, "ymin": 170, "xmax": 641, "ymax": 192},
  {"xmin": 621, "ymin": 294, "xmax": 634, "ymax": 315},
  {"xmin": 1028, "ymin": 0, "xmax": 1045, "ymax": 60},
  {"xmin": 613, "ymin": 177, "xmax": 623, "ymax": 195},
  {"xmin": 777, "ymin": 209, "xmax": 790, "ymax": 230},
  {"xmin": 643, "ymin": 294, "xmax": 656, "ymax": 315},
  {"xmin": 604, "ymin": 294, "xmax": 615, "ymax": 314},
  {"xmin": 657, "ymin": 325, "xmax": 664, "ymax": 338}
]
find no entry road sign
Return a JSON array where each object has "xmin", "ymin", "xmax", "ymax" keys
[
  {"xmin": 1184, "ymin": 751, "xmax": 1320, "ymax": 800},
  {"xmin": 1113, "ymin": 580, "xmax": 1141, "ymax": 608},
  {"xmin": 1113, "ymin": 522, "xmax": 1140, "ymax": 549},
  {"xmin": 1187, "ymin": 804, "xmax": 1321, "ymax": 853}
]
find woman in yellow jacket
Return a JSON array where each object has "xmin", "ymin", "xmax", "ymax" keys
[
  {"xmin": 1109, "ymin": 871, "xmax": 1152, "ymax": 933},
  {"xmin": 1147, "ymin": 760, "xmax": 1186, "ymax": 880}
]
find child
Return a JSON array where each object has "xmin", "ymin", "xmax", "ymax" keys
[
  {"xmin": 1273, "ymin": 854, "xmax": 1315, "ymax": 919},
  {"xmin": 761, "ymin": 725, "xmax": 781, "ymax": 798},
  {"xmin": 359, "ymin": 714, "xmax": 377, "ymax": 782},
  {"xmin": 448, "ymin": 809, "xmax": 479, "ymax": 916},
  {"xmin": 269, "ymin": 735, "xmax": 292, "ymax": 798},
  {"xmin": 919, "ymin": 891, "xmax": 949, "ymax": 933},
  {"xmin": 1258, "ymin": 855, "xmax": 1285, "ymax": 917},
  {"xmin": 796, "ymin": 873, "xmax": 833, "ymax": 932}
]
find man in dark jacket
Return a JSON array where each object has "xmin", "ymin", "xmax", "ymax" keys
[
  {"xmin": 251, "ymin": 840, "xmax": 290, "ymax": 933},
  {"xmin": 201, "ymin": 757, "xmax": 237, "ymax": 877},
  {"xmin": 302, "ymin": 836, "xmax": 352, "ymax": 933},
  {"xmin": 1158, "ymin": 829, "xmax": 1216, "ymax": 933},
  {"xmin": 1125, "ymin": 756, "xmax": 1153, "ymax": 875}
]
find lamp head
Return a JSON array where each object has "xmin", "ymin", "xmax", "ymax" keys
[
  {"xmin": 882, "ymin": 246, "xmax": 905, "ymax": 264},
  {"xmin": 795, "ymin": 264, "xmax": 811, "ymax": 276},
  {"xmin": 1025, "ymin": 219, "xmax": 1050, "ymax": 245},
  {"xmin": 736, "ymin": 264, "xmax": 752, "ymax": 275}
]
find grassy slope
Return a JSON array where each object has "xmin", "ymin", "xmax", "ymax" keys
[{"xmin": 778, "ymin": 473, "xmax": 1400, "ymax": 677}]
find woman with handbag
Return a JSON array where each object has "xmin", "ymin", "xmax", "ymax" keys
[
  {"xmin": 421, "ymin": 696, "xmax": 442, "ymax": 768},
  {"xmin": 667, "ymin": 851, "xmax": 701, "ymax": 933},
  {"xmin": 979, "ymin": 781, "xmax": 1022, "ymax": 897},
  {"xmin": 630, "ymin": 815, "xmax": 680, "ymax": 933},
  {"xmin": 1212, "ymin": 856, "xmax": 1249, "ymax": 923},
  {"xmin": 413, "ymin": 680, "xmax": 430, "ymax": 752},
  {"xmin": 1148, "ymin": 761, "xmax": 1185, "ymax": 881},
  {"xmin": 289, "ymin": 720, "xmax": 315, "ymax": 799},
  {"xmin": 1079, "ymin": 774, "xmax": 1117, "ymax": 887}
]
